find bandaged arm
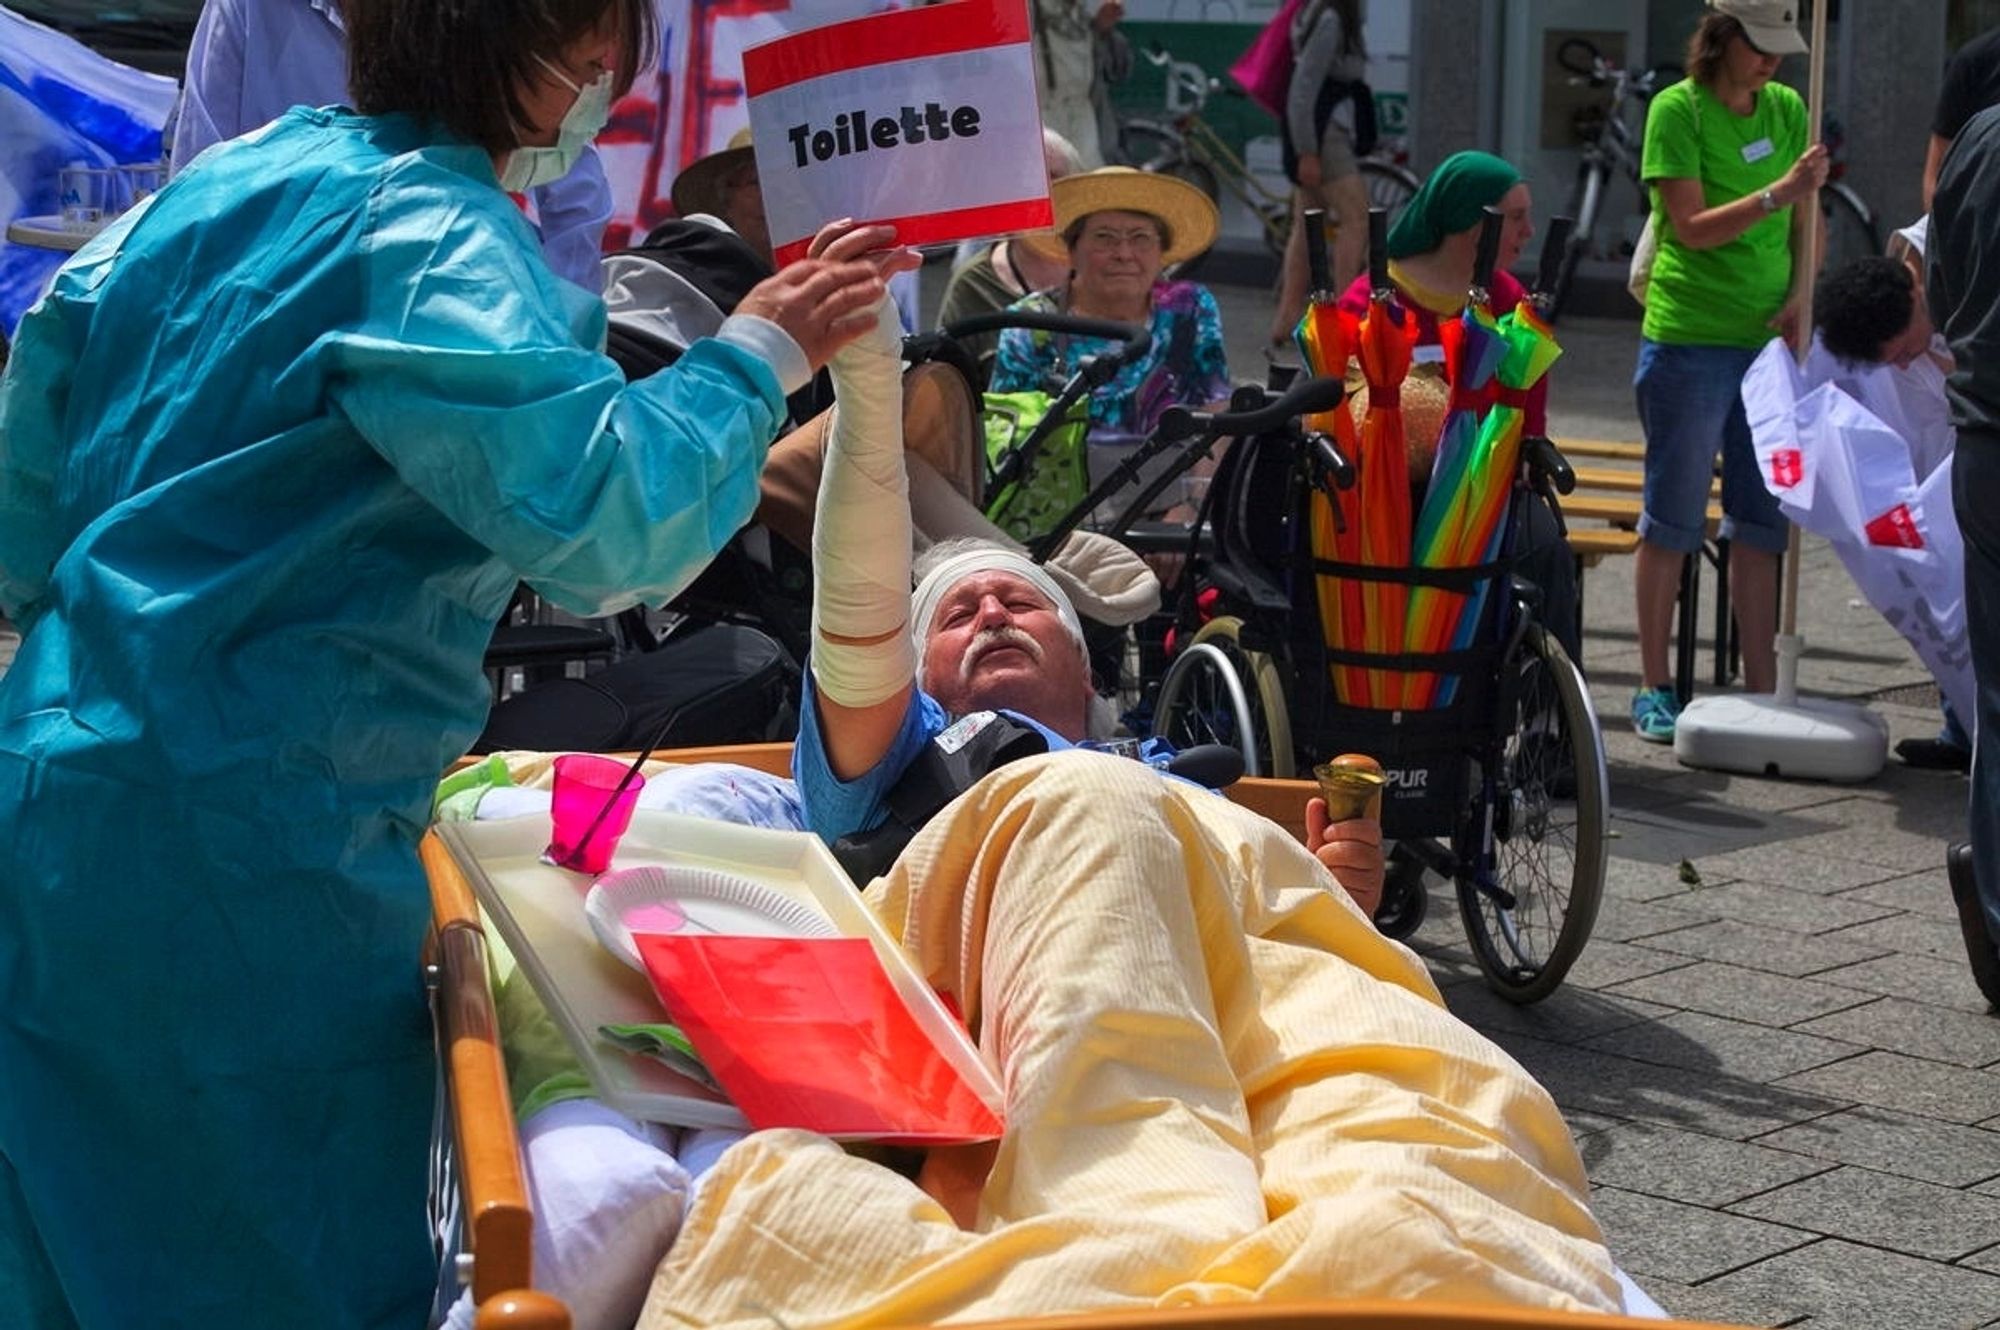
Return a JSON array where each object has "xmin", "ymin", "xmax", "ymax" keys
[{"xmin": 809, "ymin": 297, "xmax": 918, "ymax": 779}]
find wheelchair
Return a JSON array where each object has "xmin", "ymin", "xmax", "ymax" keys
[{"xmin": 1146, "ymin": 392, "xmax": 1608, "ymax": 1004}]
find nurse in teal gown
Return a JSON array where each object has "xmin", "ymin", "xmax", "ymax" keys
[{"xmin": 0, "ymin": 1, "xmax": 902, "ymax": 1325}]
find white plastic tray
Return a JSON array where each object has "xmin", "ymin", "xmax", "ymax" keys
[{"xmin": 436, "ymin": 811, "xmax": 1004, "ymax": 1133}]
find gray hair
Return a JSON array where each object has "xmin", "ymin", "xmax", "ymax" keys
[
  {"xmin": 909, "ymin": 536, "xmax": 1092, "ymax": 689},
  {"xmin": 1042, "ymin": 127, "xmax": 1085, "ymax": 180}
]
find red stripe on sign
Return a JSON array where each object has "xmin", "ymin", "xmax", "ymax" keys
[
  {"xmin": 773, "ymin": 196, "xmax": 1054, "ymax": 266},
  {"xmin": 744, "ymin": 0, "xmax": 1032, "ymax": 93}
]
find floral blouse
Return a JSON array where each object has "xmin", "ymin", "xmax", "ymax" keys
[{"xmin": 988, "ymin": 279, "xmax": 1232, "ymax": 439}]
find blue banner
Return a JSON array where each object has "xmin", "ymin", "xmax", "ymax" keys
[{"xmin": 1, "ymin": 4, "xmax": 178, "ymax": 335}]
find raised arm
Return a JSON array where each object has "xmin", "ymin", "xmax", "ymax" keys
[
  {"xmin": 327, "ymin": 170, "xmax": 889, "ymax": 617},
  {"xmin": 804, "ymin": 226, "xmax": 927, "ymax": 781}
]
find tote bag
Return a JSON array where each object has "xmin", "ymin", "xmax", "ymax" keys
[{"xmin": 1227, "ymin": 0, "xmax": 1308, "ymax": 118}]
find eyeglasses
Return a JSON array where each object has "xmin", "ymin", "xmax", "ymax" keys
[{"xmin": 1080, "ymin": 227, "xmax": 1163, "ymax": 253}]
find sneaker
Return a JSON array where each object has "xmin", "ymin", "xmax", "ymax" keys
[
  {"xmin": 1946, "ymin": 842, "xmax": 2000, "ymax": 1010},
  {"xmin": 1630, "ymin": 686, "xmax": 1680, "ymax": 744}
]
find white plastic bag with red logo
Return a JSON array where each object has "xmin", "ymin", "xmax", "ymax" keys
[{"xmin": 1743, "ymin": 336, "xmax": 1972, "ymax": 726}]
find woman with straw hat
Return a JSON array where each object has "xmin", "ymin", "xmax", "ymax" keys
[{"xmin": 989, "ymin": 166, "xmax": 1232, "ymax": 441}]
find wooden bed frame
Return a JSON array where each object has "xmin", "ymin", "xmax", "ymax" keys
[{"xmin": 422, "ymin": 743, "xmax": 1731, "ymax": 1330}]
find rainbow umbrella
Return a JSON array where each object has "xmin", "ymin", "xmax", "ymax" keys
[
  {"xmin": 1402, "ymin": 207, "xmax": 1509, "ymax": 707},
  {"xmin": 1352, "ymin": 208, "xmax": 1417, "ymax": 706},
  {"xmin": 1421, "ymin": 220, "xmax": 1574, "ymax": 706},
  {"xmin": 1294, "ymin": 210, "xmax": 1370, "ymax": 705},
  {"xmin": 1423, "ymin": 301, "xmax": 1563, "ymax": 705}
]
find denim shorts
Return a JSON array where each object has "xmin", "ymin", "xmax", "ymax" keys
[{"xmin": 1632, "ymin": 339, "xmax": 1789, "ymax": 554}]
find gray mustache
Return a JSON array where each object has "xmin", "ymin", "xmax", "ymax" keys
[{"xmin": 960, "ymin": 625, "xmax": 1045, "ymax": 682}]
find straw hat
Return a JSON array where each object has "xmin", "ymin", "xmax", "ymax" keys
[
  {"xmin": 670, "ymin": 126, "xmax": 756, "ymax": 218},
  {"xmin": 1021, "ymin": 166, "xmax": 1219, "ymax": 267},
  {"xmin": 1347, "ymin": 365, "xmax": 1452, "ymax": 492}
]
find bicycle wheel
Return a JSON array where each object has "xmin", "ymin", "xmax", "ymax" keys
[
  {"xmin": 1117, "ymin": 118, "xmax": 1183, "ymax": 173},
  {"xmin": 1358, "ymin": 159, "xmax": 1421, "ymax": 226},
  {"xmin": 1187, "ymin": 616, "xmax": 1294, "ymax": 777},
  {"xmin": 1548, "ymin": 163, "xmax": 1605, "ymax": 324},
  {"xmin": 1152, "ymin": 641, "xmax": 1259, "ymax": 774},
  {"xmin": 1455, "ymin": 622, "xmax": 1607, "ymax": 1003},
  {"xmin": 1821, "ymin": 184, "xmax": 1882, "ymax": 271}
]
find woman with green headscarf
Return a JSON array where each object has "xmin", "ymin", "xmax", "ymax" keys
[
  {"xmin": 1336, "ymin": 149, "xmax": 1542, "ymax": 435},
  {"xmin": 1334, "ymin": 150, "xmax": 1580, "ymax": 663}
]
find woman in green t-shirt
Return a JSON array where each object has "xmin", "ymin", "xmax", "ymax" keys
[{"xmin": 1627, "ymin": 0, "xmax": 1828, "ymax": 743}]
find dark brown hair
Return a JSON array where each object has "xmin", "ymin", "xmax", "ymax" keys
[
  {"xmin": 345, "ymin": 0, "xmax": 654, "ymax": 155},
  {"xmin": 1816, "ymin": 256, "xmax": 1916, "ymax": 364},
  {"xmin": 1686, "ymin": 11, "xmax": 1745, "ymax": 86}
]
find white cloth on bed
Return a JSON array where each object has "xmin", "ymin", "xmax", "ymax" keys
[
  {"xmin": 473, "ymin": 761, "xmax": 806, "ymax": 830},
  {"xmin": 440, "ymin": 1100, "xmax": 690, "ymax": 1330}
]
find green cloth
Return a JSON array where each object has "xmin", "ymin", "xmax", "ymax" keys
[
  {"xmin": 1385, "ymin": 151, "xmax": 1522, "ymax": 258},
  {"xmin": 433, "ymin": 753, "xmax": 514, "ymax": 821},
  {"xmin": 482, "ymin": 924, "xmax": 599, "ymax": 1121},
  {"xmin": 1640, "ymin": 78, "xmax": 1808, "ymax": 349},
  {"xmin": 599, "ymin": 1022, "xmax": 719, "ymax": 1091}
]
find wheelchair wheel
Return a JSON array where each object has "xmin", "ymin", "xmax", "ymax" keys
[
  {"xmin": 1373, "ymin": 846, "xmax": 1430, "ymax": 941},
  {"xmin": 1154, "ymin": 617, "xmax": 1294, "ymax": 778},
  {"xmin": 1456, "ymin": 622, "xmax": 1607, "ymax": 1003}
]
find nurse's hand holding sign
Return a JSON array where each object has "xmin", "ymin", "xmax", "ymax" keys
[{"xmin": 745, "ymin": 221, "xmax": 923, "ymax": 367}]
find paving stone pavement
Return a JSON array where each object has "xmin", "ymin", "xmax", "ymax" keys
[{"xmin": 1185, "ymin": 272, "xmax": 2000, "ymax": 1325}]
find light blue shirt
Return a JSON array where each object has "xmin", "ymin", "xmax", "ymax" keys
[
  {"xmin": 791, "ymin": 671, "xmax": 1182, "ymax": 847},
  {"xmin": 170, "ymin": 0, "xmax": 612, "ymax": 291}
]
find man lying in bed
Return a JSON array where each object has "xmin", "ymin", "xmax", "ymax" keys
[
  {"xmin": 457, "ymin": 227, "xmax": 1645, "ymax": 1329},
  {"xmin": 609, "ymin": 225, "xmax": 1626, "ymax": 1328}
]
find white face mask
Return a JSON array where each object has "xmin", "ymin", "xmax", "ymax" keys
[{"xmin": 500, "ymin": 55, "xmax": 613, "ymax": 192}]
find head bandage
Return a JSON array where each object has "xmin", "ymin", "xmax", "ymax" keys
[{"xmin": 910, "ymin": 549, "xmax": 1085, "ymax": 656}]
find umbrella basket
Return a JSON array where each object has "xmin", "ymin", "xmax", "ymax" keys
[{"xmin": 1283, "ymin": 557, "xmax": 1511, "ymax": 843}]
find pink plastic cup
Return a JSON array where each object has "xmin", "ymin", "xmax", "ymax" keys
[{"xmin": 547, "ymin": 754, "xmax": 646, "ymax": 874}]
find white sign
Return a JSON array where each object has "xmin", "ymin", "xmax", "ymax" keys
[
  {"xmin": 743, "ymin": 0, "xmax": 1053, "ymax": 263},
  {"xmin": 1744, "ymin": 338, "xmax": 1973, "ymax": 729}
]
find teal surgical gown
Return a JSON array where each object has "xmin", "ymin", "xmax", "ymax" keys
[{"xmin": 0, "ymin": 107, "xmax": 785, "ymax": 1329}]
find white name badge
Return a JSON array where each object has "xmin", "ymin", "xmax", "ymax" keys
[
  {"xmin": 744, "ymin": 0, "xmax": 1052, "ymax": 264},
  {"xmin": 1741, "ymin": 137, "xmax": 1775, "ymax": 164}
]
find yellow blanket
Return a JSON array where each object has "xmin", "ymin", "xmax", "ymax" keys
[{"xmin": 639, "ymin": 751, "xmax": 1620, "ymax": 1328}]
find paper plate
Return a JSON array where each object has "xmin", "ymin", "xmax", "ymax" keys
[{"xmin": 584, "ymin": 865, "xmax": 838, "ymax": 971}]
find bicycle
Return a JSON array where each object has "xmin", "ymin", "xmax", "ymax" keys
[
  {"xmin": 1116, "ymin": 43, "xmax": 1421, "ymax": 271},
  {"xmin": 1547, "ymin": 37, "xmax": 1881, "ymax": 322}
]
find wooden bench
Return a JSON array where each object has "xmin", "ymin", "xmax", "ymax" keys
[
  {"xmin": 1552, "ymin": 440, "xmax": 1737, "ymax": 701},
  {"xmin": 1559, "ymin": 438, "xmax": 1646, "ymax": 463}
]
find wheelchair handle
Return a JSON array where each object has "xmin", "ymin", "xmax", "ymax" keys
[
  {"xmin": 1155, "ymin": 375, "xmax": 1346, "ymax": 442},
  {"xmin": 1312, "ymin": 431, "xmax": 1357, "ymax": 492},
  {"xmin": 1471, "ymin": 207, "xmax": 1504, "ymax": 293},
  {"xmin": 939, "ymin": 310, "xmax": 1151, "ymax": 346},
  {"xmin": 1522, "ymin": 435, "xmax": 1575, "ymax": 495},
  {"xmin": 1367, "ymin": 208, "xmax": 1390, "ymax": 294}
]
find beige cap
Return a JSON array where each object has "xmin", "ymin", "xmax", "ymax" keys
[{"xmin": 1708, "ymin": 0, "xmax": 1809, "ymax": 56}]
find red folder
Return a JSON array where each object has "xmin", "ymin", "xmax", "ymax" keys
[{"xmin": 634, "ymin": 933, "xmax": 1005, "ymax": 1143}]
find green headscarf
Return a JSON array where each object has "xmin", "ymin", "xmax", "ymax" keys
[{"xmin": 1385, "ymin": 151, "xmax": 1523, "ymax": 259}]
